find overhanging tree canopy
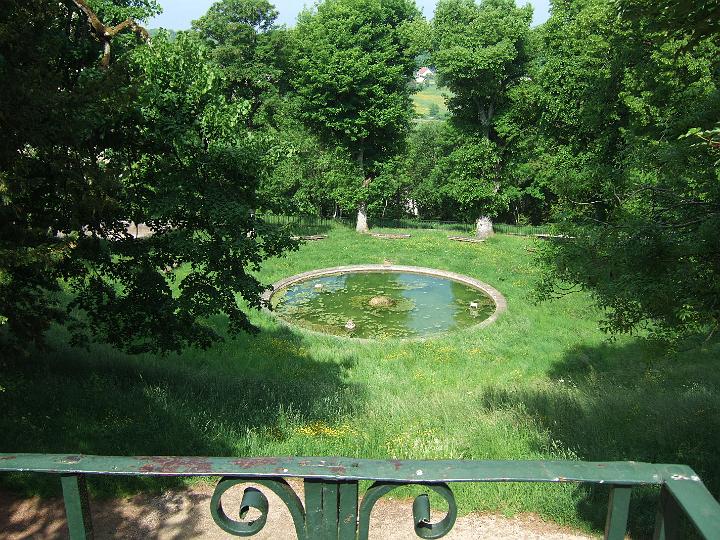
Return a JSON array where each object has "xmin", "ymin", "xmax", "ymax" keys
[
  {"xmin": 0, "ymin": 0, "xmax": 292, "ymax": 356},
  {"xmin": 525, "ymin": 0, "xmax": 720, "ymax": 340}
]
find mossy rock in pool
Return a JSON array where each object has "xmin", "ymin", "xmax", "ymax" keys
[
  {"xmin": 349, "ymin": 294, "xmax": 414, "ymax": 312},
  {"xmin": 368, "ymin": 295, "xmax": 395, "ymax": 308}
]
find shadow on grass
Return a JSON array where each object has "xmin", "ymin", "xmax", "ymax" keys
[
  {"xmin": 480, "ymin": 339, "xmax": 720, "ymax": 538},
  {"xmin": 0, "ymin": 324, "xmax": 362, "ymax": 501}
]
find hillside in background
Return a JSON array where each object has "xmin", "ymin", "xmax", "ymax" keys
[{"xmin": 412, "ymin": 80, "xmax": 449, "ymax": 119}]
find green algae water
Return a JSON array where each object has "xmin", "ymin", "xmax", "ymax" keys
[{"xmin": 271, "ymin": 271, "xmax": 495, "ymax": 339}]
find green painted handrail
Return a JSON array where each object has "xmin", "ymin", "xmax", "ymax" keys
[{"xmin": 1, "ymin": 454, "xmax": 719, "ymax": 539}]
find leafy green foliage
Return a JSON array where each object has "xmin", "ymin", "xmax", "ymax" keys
[
  {"xmin": 617, "ymin": 0, "xmax": 720, "ymax": 43},
  {"xmin": 513, "ymin": 0, "xmax": 720, "ymax": 340},
  {"xmin": 682, "ymin": 124, "xmax": 720, "ymax": 165},
  {"xmin": 0, "ymin": 0, "xmax": 146, "ymax": 353},
  {"xmin": 0, "ymin": 1, "xmax": 292, "ymax": 355},
  {"xmin": 434, "ymin": 136, "xmax": 505, "ymax": 220},
  {"xmin": 192, "ymin": 0, "xmax": 290, "ymax": 128},
  {"xmin": 290, "ymin": 0, "xmax": 420, "ymax": 175},
  {"xmin": 373, "ymin": 120, "xmax": 506, "ymax": 222},
  {"xmin": 430, "ymin": 0, "xmax": 531, "ymax": 226},
  {"xmin": 258, "ymin": 122, "xmax": 360, "ymax": 216},
  {"xmin": 432, "ymin": 0, "xmax": 531, "ymax": 136},
  {"xmin": 372, "ymin": 122, "xmax": 448, "ymax": 219},
  {"xmin": 87, "ymin": 0, "xmax": 162, "ymax": 24},
  {"xmin": 403, "ymin": 122, "xmax": 452, "ymax": 217}
]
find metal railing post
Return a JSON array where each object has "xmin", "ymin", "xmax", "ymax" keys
[
  {"xmin": 653, "ymin": 485, "xmax": 681, "ymax": 540},
  {"xmin": 60, "ymin": 473, "xmax": 94, "ymax": 540},
  {"xmin": 304, "ymin": 479, "xmax": 358, "ymax": 539},
  {"xmin": 604, "ymin": 486, "xmax": 632, "ymax": 540}
]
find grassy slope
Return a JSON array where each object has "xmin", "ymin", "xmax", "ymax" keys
[
  {"xmin": 2, "ymin": 225, "xmax": 719, "ymax": 535},
  {"xmin": 412, "ymin": 81, "xmax": 449, "ymax": 117}
]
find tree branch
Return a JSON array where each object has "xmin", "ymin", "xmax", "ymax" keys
[{"xmin": 70, "ymin": 0, "xmax": 150, "ymax": 68}]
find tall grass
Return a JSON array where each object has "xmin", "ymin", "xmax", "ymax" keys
[{"xmin": 1, "ymin": 226, "xmax": 718, "ymax": 536}]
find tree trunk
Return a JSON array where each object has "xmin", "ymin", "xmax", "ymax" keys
[
  {"xmin": 70, "ymin": 0, "xmax": 149, "ymax": 68},
  {"xmin": 476, "ymin": 216, "xmax": 494, "ymax": 239},
  {"xmin": 475, "ymin": 99, "xmax": 494, "ymax": 140},
  {"xmin": 354, "ymin": 140, "xmax": 370, "ymax": 233},
  {"xmin": 485, "ymin": 104, "xmax": 494, "ymax": 139},
  {"xmin": 356, "ymin": 202, "xmax": 369, "ymax": 233}
]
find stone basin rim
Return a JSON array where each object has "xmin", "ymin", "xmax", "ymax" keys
[{"xmin": 262, "ymin": 264, "xmax": 508, "ymax": 341}]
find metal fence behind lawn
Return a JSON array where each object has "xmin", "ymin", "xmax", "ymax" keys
[
  {"xmin": 493, "ymin": 222, "xmax": 553, "ymax": 236},
  {"xmin": 256, "ymin": 214, "xmax": 347, "ymax": 228}
]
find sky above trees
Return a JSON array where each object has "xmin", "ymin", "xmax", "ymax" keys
[{"xmin": 147, "ymin": 0, "xmax": 550, "ymax": 28}]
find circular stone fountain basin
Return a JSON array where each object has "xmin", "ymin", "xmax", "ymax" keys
[{"xmin": 264, "ymin": 265, "xmax": 506, "ymax": 340}]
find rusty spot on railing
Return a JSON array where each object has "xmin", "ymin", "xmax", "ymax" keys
[
  {"xmin": 138, "ymin": 456, "xmax": 213, "ymax": 473},
  {"xmin": 0, "ymin": 456, "xmax": 16, "ymax": 461},
  {"xmin": 233, "ymin": 457, "xmax": 279, "ymax": 468}
]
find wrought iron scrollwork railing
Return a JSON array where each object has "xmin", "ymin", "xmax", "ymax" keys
[{"xmin": 1, "ymin": 454, "xmax": 719, "ymax": 539}]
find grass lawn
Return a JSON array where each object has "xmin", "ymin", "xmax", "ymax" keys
[{"xmin": 2, "ymin": 225, "xmax": 718, "ymax": 536}]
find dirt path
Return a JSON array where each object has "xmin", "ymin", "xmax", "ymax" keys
[{"xmin": 1, "ymin": 484, "xmax": 595, "ymax": 539}]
